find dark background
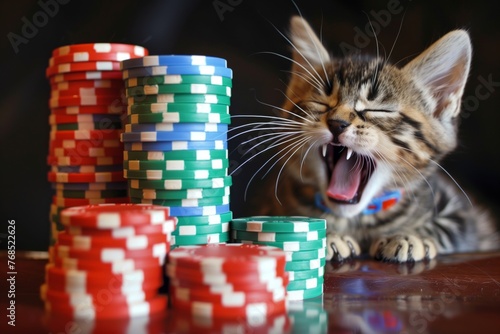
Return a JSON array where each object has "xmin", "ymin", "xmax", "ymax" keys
[{"xmin": 1, "ymin": 0, "xmax": 499, "ymax": 251}]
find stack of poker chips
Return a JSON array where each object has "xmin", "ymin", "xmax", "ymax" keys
[
  {"xmin": 231, "ymin": 216, "xmax": 326, "ymax": 301},
  {"xmin": 46, "ymin": 43, "xmax": 148, "ymax": 242},
  {"xmin": 166, "ymin": 244, "xmax": 289, "ymax": 319},
  {"xmin": 41, "ymin": 203, "xmax": 176, "ymax": 319},
  {"xmin": 120, "ymin": 55, "xmax": 232, "ymax": 247}
]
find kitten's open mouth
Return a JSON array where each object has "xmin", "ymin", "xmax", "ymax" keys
[{"xmin": 321, "ymin": 144, "xmax": 376, "ymax": 205}]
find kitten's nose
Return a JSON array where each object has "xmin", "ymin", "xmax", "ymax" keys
[{"xmin": 328, "ymin": 119, "xmax": 351, "ymax": 139}]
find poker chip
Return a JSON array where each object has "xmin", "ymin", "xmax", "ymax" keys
[
  {"xmin": 49, "ymin": 146, "xmax": 123, "ymax": 157},
  {"xmin": 52, "ymin": 196, "xmax": 129, "ymax": 207},
  {"xmin": 176, "ymin": 212, "xmax": 233, "ymax": 225},
  {"xmin": 132, "ymin": 195, "xmax": 230, "ymax": 207},
  {"xmin": 49, "ymin": 138, "xmax": 122, "ymax": 148},
  {"xmin": 50, "ymin": 71, "xmax": 124, "ymax": 83},
  {"xmin": 49, "ymin": 52, "xmax": 139, "ymax": 66},
  {"xmin": 125, "ymin": 74, "xmax": 232, "ymax": 88},
  {"xmin": 41, "ymin": 202, "xmax": 176, "ymax": 319},
  {"xmin": 128, "ymin": 176, "xmax": 232, "ymax": 190},
  {"xmin": 124, "ymin": 149, "xmax": 228, "ymax": 161},
  {"xmin": 48, "ymin": 171, "xmax": 125, "ymax": 183},
  {"xmin": 121, "ymin": 55, "xmax": 227, "ymax": 69},
  {"xmin": 122, "ymin": 65, "xmax": 233, "ymax": 79},
  {"xmin": 231, "ymin": 216, "xmax": 327, "ymax": 300},
  {"xmin": 128, "ymin": 202, "xmax": 231, "ymax": 217},
  {"xmin": 49, "ymin": 129, "xmax": 122, "ymax": 140},
  {"xmin": 47, "ymin": 156, "xmax": 123, "ymax": 166},
  {"xmin": 171, "ymin": 232, "xmax": 230, "ymax": 246},
  {"xmin": 126, "ymin": 84, "xmax": 231, "ymax": 97},
  {"xmin": 51, "ymin": 165, "xmax": 123, "ymax": 173},
  {"xmin": 51, "ymin": 105, "xmax": 125, "ymax": 115},
  {"xmin": 129, "ymin": 187, "xmax": 230, "ymax": 200},
  {"xmin": 167, "ymin": 244, "xmax": 289, "ymax": 319},
  {"xmin": 46, "ymin": 61, "xmax": 122, "ymax": 77},
  {"xmin": 125, "ymin": 122, "xmax": 227, "ymax": 133},
  {"xmin": 126, "ymin": 112, "xmax": 231, "ymax": 124},
  {"xmin": 52, "ymin": 79, "xmax": 124, "ymax": 90},
  {"xmin": 52, "ymin": 43, "xmax": 148, "ymax": 57},
  {"xmin": 120, "ymin": 130, "xmax": 227, "ymax": 142},
  {"xmin": 123, "ymin": 140, "xmax": 227, "ymax": 151},
  {"xmin": 49, "ymin": 114, "xmax": 122, "ymax": 125},
  {"xmin": 128, "ymin": 94, "xmax": 231, "ymax": 105},
  {"xmin": 124, "ymin": 168, "xmax": 228, "ymax": 180},
  {"xmin": 52, "ymin": 182, "xmax": 128, "ymax": 190},
  {"xmin": 124, "ymin": 159, "xmax": 229, "ymax": 171},
  {"xmin": 127, "ymin": 102, "xmax": 229, "ymax": 115},
  {"xmin": 54, "ymin": 189, "xmax": 127, "ymax": 199},
  {"xmin": 51, "ymin": 87, "xmax": 123, "ymax": 98}
]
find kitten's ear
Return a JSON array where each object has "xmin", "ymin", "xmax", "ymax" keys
[
  {"xmin": 404, "ymin": 30, "xmax": 472, "ymax": 119},
  {"xmin": 289, "ymin": 16, "xmax": 330, "ymax": 73}
]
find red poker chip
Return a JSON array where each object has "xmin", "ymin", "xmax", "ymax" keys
[
  {"xmin": 52, "ymin": 43, "xmax": 148, "ymax": 58},
  {"xmin": 49, "ymin": 52, "xmax": 142, "ymax": 67},
  {"xmin": 51, "ymin": 79, "xmax": 124, "ymax": 90},
  {"xmin": 51, "ymin": 87, "xmax": 123, "ymax": 98},
  {"xmin": 52, "ymin": 196, "xmax": 128, "ymax": 207},
  {"xmin": 49, "ymin": 95, "xmax": 122, "ymax": 108},
  {"xmin": 67, "ymin": 219, "xmax": 177, "ymax": 237},
  {"xmin": 45, "ymin": 295, "xmax": 167, "ymax": 320},
  {"xmin": 49, "ymin": 139, "xmax": 122, "ymax": 149},
  {"xmin": 50, "ymin": 105, "xmax": 125, "ymax": 115},
  {"xmin": 60, "ymin": 204, "xmax": 173, "ymax": 229},
  {"xmin": 49, "ymin": 114, "xmax": 122, "ymax": 125},
  {"xmin": 50, "ymin": 243, "xmax": 168, "ymax": 263},
  {"xmin": 48, "ymin": 146, "xmax": 123, "ymax": 158},
  {"xmin": 50, "ymin": 71, "xmax": 123, "ymax": 83},
  {"xmin": 49, "ymin": 129, "xmax": 122, "ymax": 140},
  {"xmin": 48, "ymin": 171, "xmax": 126, "ymax": 183},
  {"xmin": 167, "ymin": 244, "xmax": 287, "ymax": 274},
  {"xmin": 171, "ymin": 295, "xmax": 287, "ymax": 319},
  {"xmin": 40, "ymin": 283, "xmax": 158, "ymax": 305},
  {"xmin": 57, "ymin": 231, "xmax": 170, "ymax": 250},
  {"xmin": 52, "ymin": 256, "xmax": 163, "ymax": 273},
  {"xmin": 170, "ymin": 285, "xmax": 286, "ymax": 306},
  {"xmin": 47, "ymin": 155, "xmax": 124, "ymax": 166},
  {"xmin": 46, "ymin": 61, "xmax": 122, "ymax": 77}
]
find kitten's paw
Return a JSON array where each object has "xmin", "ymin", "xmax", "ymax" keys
[
  {"xmin": 326, "ymin": 233, "xmax": 361, "ymax": 262},
  {"xmin": 369, "ymin": 234, "xmax": 437, "ymax": 262}
]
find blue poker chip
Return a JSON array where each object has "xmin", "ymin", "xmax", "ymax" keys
[
  {"xmin": 123, "ymin": 140, "xmax": 227, "ymax": 151},
  {"xmin": 124, "ymin": 123, "xmax": 228, "ymax": 133},
  {"xmin": 123, "ymin": 66, "xmax": 233, "ymax": 79},
  {"xmin": 120, "ymin": 55, "xmax": 227, "ymax": 70},
  {"xmin": 120, "ymin": 130, "xmax": 227, "ymax": 142},
  {"xmin": 128, "ymin": 199, "xmax": 231, "ymax": 217},
  {"xmin": 51, "ymin": 165, "xmax": 123, "ymax": 173},
  {"xmin": 51, "ymin": 182, "xmax": 128, "ymax": 191}
]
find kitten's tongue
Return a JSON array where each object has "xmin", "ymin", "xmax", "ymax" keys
[{"xmin": 327, "ymin": 150, "xmax": 361, "ymax": 201}]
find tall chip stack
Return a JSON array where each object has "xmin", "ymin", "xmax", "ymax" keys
[
  {"xmin": 120, "ymin": 55, "xmax": 232, "ymax": 248},
  {"xmin": 41, "ymin": 203, "xmax": 176, "ymax": 319},
  {"xmin": 46, "ymin": 43, "xmax": 148, "ymax": 243},
  {"xmin": 231, "ymin": 216, "xmax": 327, "ymax": 300}
]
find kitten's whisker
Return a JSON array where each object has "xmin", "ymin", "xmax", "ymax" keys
[
  {"xmin": 231, "ymin": 114, "xmax": 306, "ymax": 127},
  {"xmin": 299, "ymin": 139, "xmax": 320, "ymax": 181},
  {"xmin": 429, "ymin": 158, "xmax": 473, "ymax": 207},
  {"xmin": 253, "ymin": 97, "xmax": 315, "ymax": 124},
  {"xmin": 278, "ymin": 89, "xmax": 319, "ymax": 121},
  {"xmin": 282, "ymin": 70, "xmax": 323, "ymax": 94},
  {"xmin": 229, "ymin": 121, "xmax": 302, "ymax": 133},
  {"xmin": 261, "ymin": 135, "xmax": 311, "ymax": 180},
  {"xmin": 386, "ymin": 10, "xmax": 406, "ymax": 64},
  {"xmin": 228, "ymin": 126, "xmax": 302, "ymax": 142},
  {"xmin": 240, "ymin": 132, "xmax": 298, "ymax": 158}
]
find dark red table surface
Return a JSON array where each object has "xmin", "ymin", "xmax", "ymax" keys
[{"xmin": 1, "ymin": 251, "xmax": 500, "ymax": 333}]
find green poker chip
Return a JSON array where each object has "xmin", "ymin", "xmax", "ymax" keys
[
  {"xmin": 124, "ymin": 168, "xmax": 228, "ymax": 180},
  {"xmin": 128, "ymin": 176, "xmax": 232, "ymax": 190},
  {"xmin": 124, "ymin": 159, "xmax": 229, "ymax": 171},
  {"xmin": 125, "ymin": 74, "xmax": 233, "ymax": 88},
  {"xmin": 286, "ymin": 276, "xmax": 324, "ymax": 291},
  {"xmin": 287, "ymin": 284, "xmax": 323, "ymax": 300},
  {"xmin": 127, "ymin": 102, "xmax": 229, "ymax": 115},
  {"xmin": 172, "ymin": 222, "xmax": 229, "ymax": 236},
  {"xmin": 235, "ymin": 238, "xmax": 326, "ymax": 252},
  {"xmin": 171, "ymin": 231, "xmax": 229, "ymax": 246},
  {"xmin": 128, "ymin": 186, "xmax": 230, "ymax": 200},
  {"xmin": 124, "ymin": 150, "xmax": 228, "ymax": 161},
  {"xmin": 126, "ymin": 112, "xmax": 231, "ymax": 124},
  {"xmin": 231, "ymin": 229, "xmax": 326, "ymax": 242},
  {"xmin": 288, "ymin": 267, "xmax": 325, "ymax": 281},
  {"xmin": 285, "ymin": 257, "xmax": 326, "ymax": 271},
  {"xmin": 128, "ymin": 93, "xmax": 231, "ymax": 105},
  {"xmin": 54, "ymin": 189, "xmax": 127, "ymax": 199},
  {"xmin": 284, "ymin": 247, "xmax": 326, "ymax": 261},
  {"xmin": 51, "ymin": 122, "xmax": 122, "ymax": 131},
  {"xmin": 176, "ymin": 212, "xmax": 233, "ymax": 225},
  {"xmin": 129, "ymin": 195, "xmax": 229, "ymax": 207},
  {"xmin": 231, "ymin": 216, "xmax": 326, "ymax": 233},
  {"xmin": 126, "ymin": 84, "xmax": 231, "ymax": 97}
]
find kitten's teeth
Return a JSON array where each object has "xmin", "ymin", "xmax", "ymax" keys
[
  {"xmin": 346, "ymin": 148, "xmax": 353, "ymax": 160},
  {"xmin": 322, "ymin": 144, "xmax": 327, "ymax": 157}
]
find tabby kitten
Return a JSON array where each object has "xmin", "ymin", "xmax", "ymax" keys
[{"xmin": 253, "ymin": 16, "xmax": 498, "ymax": 262}]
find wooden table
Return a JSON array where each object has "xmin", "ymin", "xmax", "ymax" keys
[{"xmin": 1, "ymin": 251, "xmax": 500, "ymax": 333}]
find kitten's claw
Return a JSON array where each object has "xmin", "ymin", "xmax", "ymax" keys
[
  {"xmin": 369, "ymin": 234, "xmax": 437, "ymax": 262},
  {"xmin": 326, "ymin": 233, "xmax": 361, "ymax": 262}
]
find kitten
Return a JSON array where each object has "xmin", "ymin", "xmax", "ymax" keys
[{"xmin": 252, "ymin": 16, "xmax": 499, "ymax": 263}]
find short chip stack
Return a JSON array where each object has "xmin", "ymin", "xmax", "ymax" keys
[
  {"xmin": 46, "ymin": 43, "xmax": 148, "ymax": 242},
  {"xmin": 120, "ymin": 55, "xmax": 232, "ymax": 247},
  {"xmin": 166, "ymin": 244, "xmax": 289, "ymax": 320},
  {"xmin": 231, "ymin": 216, "xmax": 327, "ymax": 301},
  {"xmin": 41, "ymin": 203, "xmax": 176, "ymax": 319}
]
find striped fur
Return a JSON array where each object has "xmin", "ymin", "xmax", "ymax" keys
[{"xmin": 253, "ymin": 17, "xmax": 498, "ymax": 262}]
